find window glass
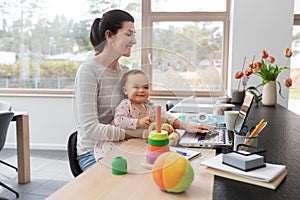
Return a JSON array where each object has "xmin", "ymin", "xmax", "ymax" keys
[
  {"xmin": 289, "ymin": 0, "xmax": 300, "ymax": 114},
  {"xmin": 289, "ymin": 25, "xmax": 300, "ymax": 115},
  {"xmin": 151, "ymin": 21, "xmax": 224, "ymax": 93},
  {"xmin": 151, "ymin": 0, "xmax": 226, "ymax": 12},
  {"xmin": 295, "ymin": 0, "xmax": 300, "ymax": 14},
  {"xmin": 0, "ymin": 0, "xmax": 141, "ymax": 90},
  {"xmin": 0, "ymin": 0, "xmax": 228, "ymax": 95}
]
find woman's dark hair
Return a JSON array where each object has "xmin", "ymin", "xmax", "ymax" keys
[{"xmin": 90, "ymin": 9, "xmax": 134, "ymax": 55}]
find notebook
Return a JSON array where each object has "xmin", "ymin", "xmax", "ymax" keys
[
  {"xmin": 201, "ymin": 154, "xmax": 287, "ymax": 190},
  {"xmin": 179, "ymin": 91, "xmax": 254, "ymax": 148}
]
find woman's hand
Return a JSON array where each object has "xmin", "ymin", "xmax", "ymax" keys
[
  {"xmin": 173, "ymin": 119, "xmax": 218, "ymax": 134},
  {"xmin": 124, "ymin": 133, "xmax": 136, "ymax": 140},
  {"xmin": 183, "ymin": 123, "xmax": 218, "ymax": 134},
  {"xmin": 125, "ymin": 129, "xmax": 144, "ymax": 139}
]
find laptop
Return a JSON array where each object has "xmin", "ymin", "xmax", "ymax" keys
[{"xmin": 179, "ymin": 91, "xmax": 254, "ymax": 148}]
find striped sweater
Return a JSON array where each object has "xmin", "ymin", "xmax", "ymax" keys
[{"xmin": 73, "ymin": 57, "xmax": 128, "ymax": 156}]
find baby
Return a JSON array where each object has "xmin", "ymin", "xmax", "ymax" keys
[{"xmin": 94, "ymin": 69, "xmax": 154, "ymax": 161}]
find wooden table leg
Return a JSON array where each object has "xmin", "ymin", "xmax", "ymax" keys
[{"xmin": 16, "ymin": 114, "xmax": 31, "ymax": 184}]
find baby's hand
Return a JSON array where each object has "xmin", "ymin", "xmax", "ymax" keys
[{"xmin": 137, "ymin": 116, "xmax": 151, "ymax": 127}]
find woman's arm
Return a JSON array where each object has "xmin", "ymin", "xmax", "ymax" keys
[
  {"xmin": 74, "ymin": 64, "xmax": 125, "ymax": 142},
  {"xmin": 172, "ymin": 119, "xmax": 217, "ymax": 133}
]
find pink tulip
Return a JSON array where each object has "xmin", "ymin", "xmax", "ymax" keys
[
  {"xmin": 249, "ymin": 63, "xmax": 254, "ymax": 68},
  {"xmin": 261, "ymin": 50, "xmax": 269, "ymax": 59},
  {"xmin": 267, "ymin": 56, "xmax": 275, "ymax": 63},
  {"xmin": 284, "ymin": 48, "xmax": 292, "ymax": 58},
  {"xmin": 284, "ymin": 77, "xmax": 292, "ymax": 88},
  {"xmin": 252, "ymin": 62, "xmax": 262, "ymax": 72},
  {"xmin": 234, "ymin": 71, "xmax": 244, "ymax": 79},
  {"xmin": 244, "ymin": 68, "xmax": 253, "ymax": 76}
]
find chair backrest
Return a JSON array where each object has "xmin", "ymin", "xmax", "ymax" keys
[
  {"xmin": 166, "ymin": 100, "xmax": 174, "ymax": 111},
  {"xmin": 0, "ymin": 101, "xmax": 12, "ymax": 111},
  {"xmin": 0, "ymin": 112, "xmax": 14, "ymax": 151},
  {"xmin": 67, "ymin": 131, "xmax": 83, "ymax": 177}
]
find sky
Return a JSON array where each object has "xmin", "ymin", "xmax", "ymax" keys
[
  {"xmin": 151, "ymin": 0, "xmax": 226, "ymax": 12},
  {"xmin": 43, "ymin": 0, "xmax": 227, "ymax": 20},
  {"xmin": 43, "ymin": 0, "xmax": 89, "ymax": 21}
]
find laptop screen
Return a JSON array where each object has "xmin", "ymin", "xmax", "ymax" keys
[{"xmin": 234, "ymin": 91, "xmax": 254, "ymax": 132}]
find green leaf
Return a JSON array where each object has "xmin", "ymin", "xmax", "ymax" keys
[
  {"xmin": 277, "ymin": 80, "xmax": 284, "ymax": 98},
  {"xmin": 246, "ymin": 86, "xmax": 262, "ymax": 103}
]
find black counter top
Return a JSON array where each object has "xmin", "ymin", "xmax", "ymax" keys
[{"xmin": 213, "ymin": 104, "xmax": 300, "ymax": 200}]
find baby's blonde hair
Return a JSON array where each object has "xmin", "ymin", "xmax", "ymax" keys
[{"xmin": 121, "ymin": 69, "xmax": 148, "ymax": 87}]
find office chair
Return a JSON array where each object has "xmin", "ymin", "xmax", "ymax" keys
[
  {"xmin": 67, "ymin": 131, "xmax": 83, "ymax": 177},
  {"xmin": 166, "ymin": 100, "xmax": 174, "ymax": 111},
  {"xmin": 0, "ymin": 112, "xmax": 20, "ymax": 198},
  {"xmin": 0, "ymin": 100, "xmax": 12, "ymax": 111},
  {"xmin": 0, "ymin": 101, "xmax": 17, "ymax": 171}
]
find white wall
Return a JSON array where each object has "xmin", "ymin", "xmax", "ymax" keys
[
  {"xmin": 229, "ymin": 0, "xmax": 294, "ymax": 107},
  {"xmin": 3, "ymin": 95, "xmax": 76, "ymax": 150},
  {"xmin": 1, "ymin": 0, "xmax": 295, "ymax": 150},
  {"xmin": 2, "ymin": 95, "xmax": 173, "ymax": 150}
]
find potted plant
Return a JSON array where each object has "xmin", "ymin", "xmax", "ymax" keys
[{"xmin": 234, "ymin": 48, "xmax": 293, "ymax": 106}]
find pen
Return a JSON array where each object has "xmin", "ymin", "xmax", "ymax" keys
[
  {"xmin": 249, "ymin": 119, "xmax": 265, "ymax": 137},
  {"xmin": 244, "ymin": 119, "xmax": 264, "ymax": 146},
  {"xmin": 176, "ymin": 150, "xmax": 187, "ymax": 156},
  {"xmin": 251, "ymin": 121, "xmax": 265, "ymax": 137},
  {"xmin": 257, "ymin": 121, "xmax": 268, "ymax": 135},
  {"xmin": 244, "ymin": 126, "xmax": 255, "ymax": 137}
]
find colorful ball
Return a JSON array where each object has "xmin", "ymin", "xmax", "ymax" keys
[{"xmin": 152, "ymin": 152, "xmax": 194, "ymax": 193}]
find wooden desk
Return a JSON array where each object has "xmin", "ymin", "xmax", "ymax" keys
[
  {"xmin": 12, "ymin": 112, "xmax": 31, "ymax": 184},
  {"xmin": 48, "ymin": 104, "xmax": 300, "ymax": 199},
  {"xmin": 47, "ymin": 139, "xmax": 215, "ymax": 200}
]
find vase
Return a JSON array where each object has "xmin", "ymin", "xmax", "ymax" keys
[{"xmin": 262, "ymin": 81, "xmax": 277, "ymax": 106}]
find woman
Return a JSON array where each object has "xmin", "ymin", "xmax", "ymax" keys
[{"xmin": 74, "ymin": 9, "xmax": 216, "ymax": 171}]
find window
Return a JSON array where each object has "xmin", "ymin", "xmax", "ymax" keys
[
  {"xmin": 141, "ymin": 0, "xmax": 230, "ymax": 97},
  {"xmin": 0, "ymin": 0, "xmax": 229, "ymax": 97},
  {"xmin": 0, "ymin": 0, "xmax": 142, "ymax": 94},
  {"xmin": 289, "ymin": 0, "xmax": 300, "ymax": 115},
  {"xmin": 0, "ymin": 0, "xmax": 91, "ymax": 93}
]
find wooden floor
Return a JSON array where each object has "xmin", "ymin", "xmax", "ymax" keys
[{"xmin": 0, "ymin": 149, "xmax": 73, "ymax": 200}]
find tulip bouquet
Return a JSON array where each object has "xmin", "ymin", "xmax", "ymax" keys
[{"xmin": 235, "ymin": 48, "xmax": 293, "ymax": 103}]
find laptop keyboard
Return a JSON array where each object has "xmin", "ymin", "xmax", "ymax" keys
[
  {"xmin": 199, "ymin": 129, "xmax": 225, "ymax": 144},
  {"xmin": 180, "ymin": 129, "xmax": 227, "ymax": 145}
]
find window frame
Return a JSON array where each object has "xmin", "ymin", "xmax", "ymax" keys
[
  {"xmin": 0, "ymin": 88, "xmax": 73, "ymax": 96},
  {"xmin": 295, "ymin": 14, "xmax": 300, "ymax": 25},
  {"xmin": 141, "ymin": 0, "xmax": 230, "ymax": 97}
]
